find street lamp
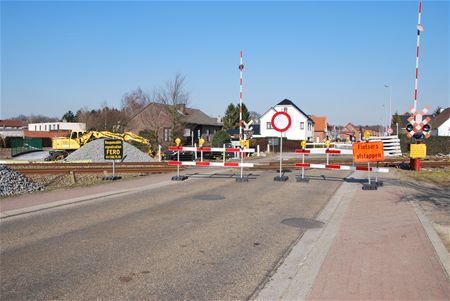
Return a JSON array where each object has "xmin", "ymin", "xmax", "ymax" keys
[{"xmin": 384, "ymin": 84, "xmax": 392, "ymax": 133}]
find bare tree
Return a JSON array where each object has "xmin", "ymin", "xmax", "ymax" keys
[
  {"xmin": 121, "ymin": 87, "xmax": 150, "ymax": 119},
  {"xmin": 154, "ymin": 73, "xmax": 190, "ymax": 138}
]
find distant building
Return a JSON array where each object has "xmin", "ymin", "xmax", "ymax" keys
[
  {"xmin": 127, "ymin": 103, "xmax": 222, "ymax": 145},
  {"xmin": 430, "ymin": 107, "xmax": 450, "ymax": 136},
  {"xmin": 259, "ymin": 99, "xmax": 314, "ymax": 141},
  {"xmin": 310, "ymin": 115, "xmax": 327, "ymax": 142},
  {"xmin": 0, "ymin": 120, "xmax": 25, "ymax": 146},
  {"xmin": 27, "ymin": 122, "xmax": 86, "ymax": 132}
]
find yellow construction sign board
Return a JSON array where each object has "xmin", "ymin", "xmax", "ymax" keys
[
  {"xmin": 352, "ymin": 141, "xmax": 384, "ymax": 163},
  {"xmin": 410, "ymin": 144, "xmax": 426, "ymax": 159},
  {"xmin": 104, "ymin": 139, "xmax": 123, "ymax": 160}
]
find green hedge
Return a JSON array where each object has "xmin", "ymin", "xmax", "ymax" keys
[{"xmin": 399, "ymin": 134, "xmax": 450, "ymax": 155}]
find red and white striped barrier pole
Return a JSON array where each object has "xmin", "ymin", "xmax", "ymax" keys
[
  {"xmin": 168, "ymin": 146, "xmax": 255, "ymax": 153},
  {"xmin": 238, "ymin": 51, "xmax": 245, "ymax": 179},
  {"xmin": 295, "ymin": 149, "xmax": 353, "ymax": 155},
  {"xmin": 413, "ymin": 0, "xmax": 423, "ymax": 112},
  {"xmin": 239, "ymin": 50, "xmax": 244, "ymax": 142},
  {"xmin": 168, "ymin": 161, "xmax": 254, "ymax": 168},
  {"xmin": 295, "ymin": 163, "xmax": 389, "ymax": 173}
]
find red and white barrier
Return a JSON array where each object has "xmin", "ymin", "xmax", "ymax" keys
[
  {"xmin": 295, "ymin": 163, "xmax": 388, "ymax": 173},
  {"xmin": 295, "ymin": 149, "xmax": 352, "ymax": 155},
  {"xmin": 168, "ymin": 147, "xmax": 255, "ymax": 153},
  {"xmin": 168, "ymin": 161, "xmax": 253, "ymax": 168}
]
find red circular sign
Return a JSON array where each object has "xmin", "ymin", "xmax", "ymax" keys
[{"xmin": 271, "ymin": 111, "xmax": 292, "ymax": 132}]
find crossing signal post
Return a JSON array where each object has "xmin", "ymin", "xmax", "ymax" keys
[{"xmin": 406, "ymin": 106, "xmax": 431, "ymax": 171}]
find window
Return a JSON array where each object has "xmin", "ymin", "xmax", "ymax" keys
[
  {"xmin": 300, "ymin": 122, "xmax": 304, "ymax": 130},
  {"xmin": 164, "ymin": 128, "xmax": 173, "ymax": 142},
  {"xmin": 267, "ymin": 122, "xmax": 272, "ymax": 129}
]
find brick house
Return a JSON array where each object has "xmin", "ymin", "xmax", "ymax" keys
[
  {"xmin": 126, "ymin": 103, "xmax": 222, "ymax": 146},
  {"xmin": 310, "ymin": 115, "xmax": 327, "ymax": 142}
]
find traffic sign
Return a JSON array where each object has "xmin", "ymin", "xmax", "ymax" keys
[
  {"xmin": 352, "ymin": 141, "xmax": 384, "ymax": 163},
  {"xmin": 243, "ymin": 120, "xmax": 253, "ymax": 131},
  {"xmin": 406, "ymin": 106, "xmax": 432, "ymax": 141},
  {"xmin": 271, "ymin": 112, "xmax": 291, "ymax": 132},
  {"xmin": 410, "ymin": 143, "xmax": 426, "ymax": 159},
  {"xmin": 104, "ymin": 139, "xmax": 123, "ymax": 160},
  {"xmin": 387, "ymin": 128, "xmax": 393, "ymax": 135}
]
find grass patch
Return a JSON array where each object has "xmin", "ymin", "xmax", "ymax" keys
[{"xmin": 400, "ymin": 168, "xmax": 450, "ymax": 187}]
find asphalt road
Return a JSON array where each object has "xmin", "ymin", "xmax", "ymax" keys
[{"xmin": 1, "ymin": 169, "xmax": 349, "ymax": 300}]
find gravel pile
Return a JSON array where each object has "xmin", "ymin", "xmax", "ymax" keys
[
  {"xmin": 0, "ymin": 165, "xmax": 44, "ymax": 197},
  {"xmin": 65, "ymin": 139, "xmax": 156, "ymax": 162}
]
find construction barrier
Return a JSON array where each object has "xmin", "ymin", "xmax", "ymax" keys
[
  {"xmin": 295, "ymin": 144, "xmax": 388, "ymax": 190},
  {"xmin": 168, "ymin": 145, "xmax": 255, "ymax": 182}
]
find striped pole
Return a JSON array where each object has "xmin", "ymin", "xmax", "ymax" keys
[
  {"xmin": 239, "ymin": 50, "xmax": 244, "ymax": 141},
  {"xmin": 413, "ymin": 0, "xmax": 423, "ymax": 112}
]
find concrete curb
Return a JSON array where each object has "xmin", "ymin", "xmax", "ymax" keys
[
  {"xmin": 411, "ymin": 201, "xmax": 450, "ymax": 279},
  {"xmin": 253, "ymin": 171, "xmax": 359, "ymax": 301}
]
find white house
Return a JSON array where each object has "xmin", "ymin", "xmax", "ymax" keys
[
  {"xmin": 28, "ymin": 122, "xmax": 86, "ymax": 132},
  {"xmin": 430, "ymin": 107, "xmax": 450, "ymax": 136},
  {"xmin": 260, "ymin": 99, "xmax": 314, "ymax": 140}
]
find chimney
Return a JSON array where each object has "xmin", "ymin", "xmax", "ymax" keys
[{"xmin": 177, "ymin": 104, "xmax": 186, "ymax": 114}]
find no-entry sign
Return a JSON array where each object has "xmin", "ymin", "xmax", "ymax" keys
[{"xmin": 271, "ymin": 111, "xmax": 292, "ymax": 132}]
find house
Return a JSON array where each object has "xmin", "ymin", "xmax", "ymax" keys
[
  {"xmin": 259, "ymin": 99, "xmax": 314, "ymax": 141},
  {"xmin": 430, "ymin": 107, "xmax": 450, "ymax": 136},
  {"xmin": 310, "ymin": 115, "xmax": 327, "ymax": 142},
  {"xmin": 126, "ymin": 103, "xmax": 222, "ymax": 145}
]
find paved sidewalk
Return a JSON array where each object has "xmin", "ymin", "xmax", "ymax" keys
[
  {"xmin": 255, "ymin": 171, "xmax": 449, "ymax": 300},
  {"xmin": 307, "ymin": 174, "xmax": 449, "ymax": 300}
]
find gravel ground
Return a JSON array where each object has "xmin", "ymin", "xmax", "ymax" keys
[
  {"xmin": 0, "ymin": 165, "xmax": 44, "ymax": 197},
  {"xmin": 28, "ymin": 172, "xmax": 150, "ymax": 192},
  {"xmin": 65, "ymin": 139, "xmax": 155, "ymax": 162}
]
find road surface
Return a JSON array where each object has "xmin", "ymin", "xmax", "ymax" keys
[{"xmin": 1, "ymin": 169, "xmax": 348, "ymax": 300}]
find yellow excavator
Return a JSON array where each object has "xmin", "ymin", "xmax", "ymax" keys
[{"xmin": 48, "ymin": 130, "xmax": 153, "ymax": 160}]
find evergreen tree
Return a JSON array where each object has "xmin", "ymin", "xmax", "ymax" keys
[
  {"xmin": 391, "ymin": 111, "xmax": 402, "ymax": 129},
  {"xmin": 223, "ymin": 103, "xmax": 238, "ymax": 130},
  {"xmin": 61, "ymin": 110, "xmax": 76, "ymax": 122}
]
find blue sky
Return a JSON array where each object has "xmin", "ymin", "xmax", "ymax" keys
[{"xmin": 1, "ymin": 0, "xmax": 449, "ymax": 125}]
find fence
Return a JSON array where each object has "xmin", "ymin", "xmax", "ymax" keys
[{"xmin": 11, "ymin": 137, "xmax": 43, "ymax": 157}]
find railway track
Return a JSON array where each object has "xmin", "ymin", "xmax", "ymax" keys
[
  {"xmin": 6, "ymin": 162, "xmax": 181, "ymax": 174},
  {"xmin": 4, "ymin": 158, "xmax": 448, "ymax": 174}
]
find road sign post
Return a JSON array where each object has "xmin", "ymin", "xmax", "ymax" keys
[
  {"xmin": 103, "ymin": 139, "xmax": 123, "ymax": 181},
  {"xmin": 271, "ymin": 111, "xmax": 292, "ymax": 182},
  {"xmin": 352, "ymin": 138, "xmax": 384, "ymax": 190}
]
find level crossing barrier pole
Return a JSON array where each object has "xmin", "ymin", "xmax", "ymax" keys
[{"xmin": 171, "ymin": 138, "xmax": 188, "ymax": 181}]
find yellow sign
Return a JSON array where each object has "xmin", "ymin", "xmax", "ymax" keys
[
  {"xmin": 300, "ymin": 140, "xmax": 307, "ymax": 149},
  {"xmin": 199, "ymin": 137, "xmax": 205, "ymax": 146},
  {"xmin": 410, "ymin": 144, "xmax": 426, "ymax": 159},
  {"xmin": 324, "ymin": 140, "xmax": 331, "ymax": 148},
  {"xmin": 175, "ymin": 138, "xmax": 181, "ymax": 146},
  {"xmin": 104, "ymin": 139, "xmax": 123, "ymax": 160},
  {"xmin": 352, "ymin": 141, "xmax": 384, "ymax": 163},
  {"xmin": 240, "ymin": 140, "xmax": 249, "ymax": 148},
  {"xmin": 363, "ymin": 130, "xmax": 370, "ymax": 140}
]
